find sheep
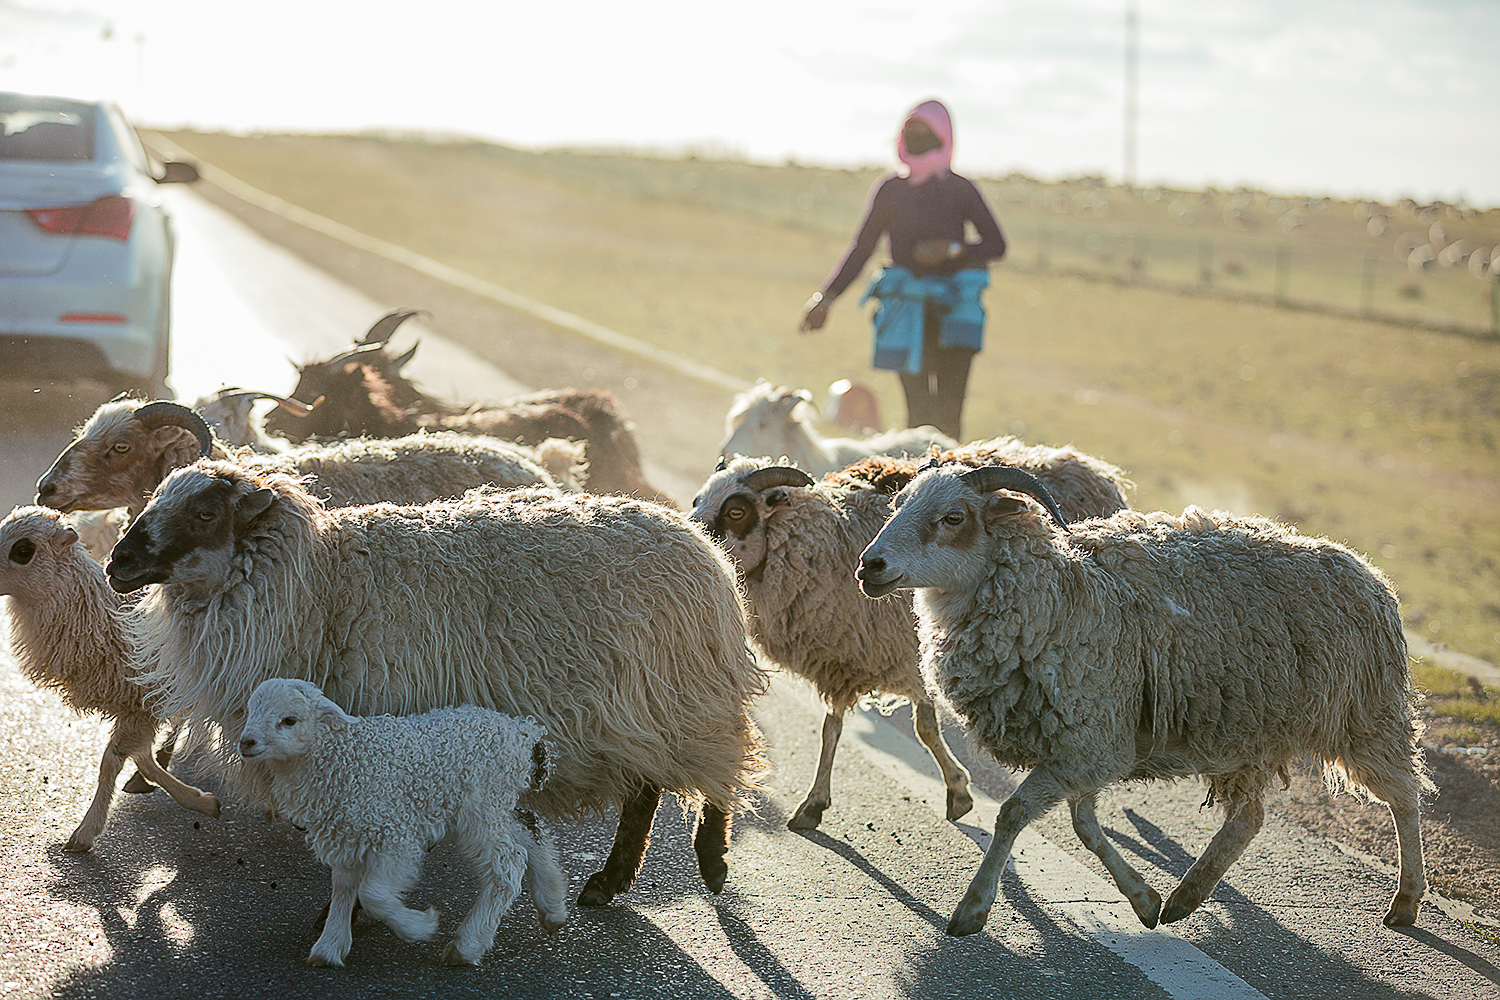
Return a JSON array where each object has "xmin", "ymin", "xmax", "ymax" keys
[
  {"xmin": 237, "ymin": 678, "xmax": 568, "ymax": 967},
  {"xmin": 0, "ymin": 506, "xmax": 220, "ymax": 852},
  {"xmin": 191, "ymin": 387, "xmax": 311, "ymax": 453},
  {"xmin": 687, "ymin": 444, "xmax": 1127, "ymax": 832},
  {"xmin": 824, "ymin": 436, "xmax": 1133, "ymax": 522},
  {"xmin": 34, "ymin": 397, "xmax": 577, "ymax": 524},
  {"xmin": 260, "ymin": 310, "xmax": 672, "ymax": 503},
  {"xmin": 107, "ymin": 462, "xmax": 770, "ymax": 908},
  {"xmin": 718, "ymin": 380, "xmax": 956, "ymax": 478},
  {"xmin": 856, "ymin": 465, "xmax": 1429, "ymax": 935},
  {"xmin": 689, "ymin": 458, "xmax": 972, "ymax": 831}
]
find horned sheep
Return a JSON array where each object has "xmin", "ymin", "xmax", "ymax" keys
[
  {"xmin": 259, "ymin": 309, "xmax": 672, "ymax": 504},
  {"xmin": 107, "ymin": 462, "xmax": 769, "ymax": 908},
  {"xmin": 237, "ymin": 678, "xmax": 568, "ymax": 967},
  {"xmin": 857, "ymin": 465, "xmax": 1429, "ymax": 935},
  {"xmin": 688, "ymin": 447, "xmax": 1128, "ymax": 832},
  {"xmin": 35, "ymin": 398, "xmax": 580, "ymax": 526},
  {"xmin": 717, "ymin": 380, "xmax": 956, "ymax": 478},
  {"xmin": 0, "ymin": 506, "xmax": 219, "ymax": 852}
]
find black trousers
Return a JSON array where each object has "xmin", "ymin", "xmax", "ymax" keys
[{"xmin": 897, "ymin": 305, "xmax": 976, "ymax": 441}]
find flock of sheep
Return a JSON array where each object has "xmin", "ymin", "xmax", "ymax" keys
[{"xmin": 0, "ymin": 310, "xmax": 1430, "ymax": 966}]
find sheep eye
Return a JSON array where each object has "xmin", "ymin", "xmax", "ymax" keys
[
  {"xmin": 278, "ymin": 716, "xmax": 298, "ymax": 728},
  {"xmin": 8, "ymin": 538, "xmax": 35, "ymax": 565},
  {"xmin": 942, "ymin": 511, "xmax": 965, "ymax": 526},
  {"xmin": 111, "ymin": 442, "xmax": 130, "ymax": 454},
  {"xmin": 196, "ymin": 510, "xmax": 215, "ymax": 522}
]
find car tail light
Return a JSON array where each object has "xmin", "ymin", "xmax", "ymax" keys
[{"xmin": 26, "ymin": 194, "xmax": 136, "ymax": 241}]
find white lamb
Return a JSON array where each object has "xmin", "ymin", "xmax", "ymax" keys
[
  {"xmin": 237, "ymin": 678, "xmax": 568, "ymax": 968},
  {"xmin": 718, "ymin": 380, "xmax": 956, "ymax": 478}
]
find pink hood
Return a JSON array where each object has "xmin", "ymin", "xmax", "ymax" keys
[{"xmin": 896, "ymin": 99, "xmax": 953, "ymax": 184}]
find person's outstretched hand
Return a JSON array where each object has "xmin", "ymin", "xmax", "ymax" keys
[{"xmin": 800, "ymin": 295, "xmax": 829, "ymax": 334}]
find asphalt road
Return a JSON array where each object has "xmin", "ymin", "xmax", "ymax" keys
[{"xmin": 0, "ymin": 181, "xmax": 1496, "ymax": 999}]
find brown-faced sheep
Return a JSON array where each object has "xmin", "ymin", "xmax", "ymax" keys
[{"xmin": 0, "ymin": 506, "xmax": 219, "ymax": 852}]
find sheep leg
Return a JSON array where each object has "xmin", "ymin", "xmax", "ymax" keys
[
  {"xmin": 519, "ymin": 810, "xmax": 569, "ymax": 933},
  {"xmin": 948, "ymin": 768, "xmax": 1069, "ymax": 936},
  {"xmin": 356, "ymin": 848, "xmax": 439, "ymax": 943},
  {"xmin": 65, "ymin": 740, "xmax": 131, "ymax": 853},
  {"xmin": 1068, "ymin": 792, "xmax": 1162, "ymax": 927},
  {"xmin": 693, "ymin": 804, "xmax": 732, "ymax": 893},
  {"xmin": 1161, "ymin": 798, "xmax": 1264, "ymax": 924},
  {"xmin": 121, "ymin": 724, "xmax": 178, "ymax": 794},
  {"xmin": 578, "ymin": 784, "xmax": 661, "ymax": 907},
  {"xmin": 308, "ymin": 866, "xmax": 362, "ymax": 967},
  {"xmin": 913, "ymin": 699, "xmax": 974, "ymax": 822},
  {"xmin": 1352, "ymin": 764, "xmax": 1426, "ymax": 926},
  {"xmin": 442, "ymin": 827, "xmax": 528, "ymax": 966},
  {"xmin": 128, "ymin": 741, "xmax": 219, "ymax": 821},
  {"xmin": 788, "ymin": 710, "xmax": 843, "ymax": 831}
]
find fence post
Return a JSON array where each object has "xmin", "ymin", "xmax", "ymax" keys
[
  {"xmin": 1492, "ymin": 272, "xmax": 1499, "ymax": 336},
  {"xmin": 1361, "ymin": 249, "xmax": 1377, "ymax": 317}
]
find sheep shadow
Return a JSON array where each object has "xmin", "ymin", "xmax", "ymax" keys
[{"xmin": 33, "ymin": 791, "xmax": 752, "ymax": 1000}]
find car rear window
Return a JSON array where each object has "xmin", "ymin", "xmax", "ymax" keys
[{"xmin": 0, "ymin": 96, "xmax": 95, "ymax": 162}]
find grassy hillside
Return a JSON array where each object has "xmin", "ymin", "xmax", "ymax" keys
[{"xmin": 157, "ymin": 130, "xmax": 1500, "ymax": 669}]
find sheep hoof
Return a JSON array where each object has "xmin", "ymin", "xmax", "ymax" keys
[
  {"xmin": 121, "ymin": 772, "xmax": 155, "ymax": 794},
  {"xmin": 578, "ymin": 872, "xmax": 617, "ymax": 907},
  {"xmin": 698, "ymin": 859, "xmax": 728, "ymax": 895},
  {"xmin": 946, "ymin": 909, "xmax": 989, "ymax": 937},
  {"xmin": 1160, "ymin": 902, "xmax": 1194, "ymax": 924},
  {"xmin": 1134, "ymin": 889, "xmax": 1163, "ymax": 929},
  {"xmin": 787, "ymin": 801, "xmax": 826, "ymax": 831},
  {"xmin": 946, "ymin": 788, "xmax": 975, "ymax": 822},
  {"xmin": 1382, "ymin": 894, "xmax": 1421, "ymax": 927},
  {"xmin": 440, "ymin": 942, "xmax": 476, "ymax": 966},
  {"xmin": 306, "ymin": 952, "xmax": 341, "ymax": 968},
  {"xmin": 198, "ymin": 794, "xmax": 222, "ymax": 819},
  {"xmin": 63, "ymin": 835, "xmax": 93, "ymax": 854}
]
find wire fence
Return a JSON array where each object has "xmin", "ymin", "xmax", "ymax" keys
[{"xmin": 1002, "ymin": 220, "xmax": 1500, "ymax": 337}]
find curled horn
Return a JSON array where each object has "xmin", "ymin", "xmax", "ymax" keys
[
  {"xmin": 741, "ymin": 466, "xmax": 815, "ymax": 492},
  {"xmin": 213, "ymin": 389, "xmax": 318, "ymax": 417},
  {"xmin": 133, "ymin": 401, "xmax": 214, "ymax": 458},
  {"xmin": 359, "ymin": 308, "xmax": 428, "ymax": 347},
  {"xmin": 322, "ymin": 341, "xmax": 388, "ymax": 369},
  {"xmin": 958, "ymin": 465, "xmax": 1069, "ymax": 529}
]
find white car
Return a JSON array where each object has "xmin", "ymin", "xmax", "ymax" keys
[{"xmin": 0, "ymin": 91, "xmax": 198, "ymax": 399}]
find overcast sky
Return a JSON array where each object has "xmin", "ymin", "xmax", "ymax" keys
[{"xmin": 3, "ymin": 0, "xmax": 1497, "ymax": 207}]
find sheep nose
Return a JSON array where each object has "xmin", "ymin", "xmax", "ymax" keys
[
  {"xmin": 36, "ymin": 480, "xmax": 56, "ymax": 504},
  {"xmin": 862, "ymin": 555, "xmax": 887, "ymax": 574},
  {"xmin": 238, "ymin": 737, "xmax": 256, "ymax": 754}
]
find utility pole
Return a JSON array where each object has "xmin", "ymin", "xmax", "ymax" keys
[{"xmin": 1124, "ymin": 0, "xmax": 1139, "ymax": 189}]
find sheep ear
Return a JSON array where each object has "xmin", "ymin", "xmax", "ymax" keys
[
  {"xmin": 234, "ymin": 487, "xmax": 276, "ymax": 530},
  {"xmin": 315, "ymin": 695, "xmax": 356, "ymax": 726},
  {"xmin": 981, "ymin": 494, "xmax": 1030, "ymax": 523}
]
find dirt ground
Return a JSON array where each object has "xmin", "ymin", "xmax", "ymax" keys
[{"xmin": 1277, "ymin": 710, "xmax": 1500, "ymax": 938}]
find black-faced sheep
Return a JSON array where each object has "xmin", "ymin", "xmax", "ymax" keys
[
  {"xmin": 35, "ymin": 397, "xmax": 577, "ymax": 525},
  {"xmin": 0, "ymin": 506, "xmax": 219, "ymax": 852},
  {"xmin": 717, "ymin": 380, "xmax": 956, "ymax": 478},
  {"xmin": 856, "ymin": 465, "xmax": 1429, "ymax": 935},
  {"xmin": 237, "ymin": 678, "xmax": 568, "ymax": 967},
  {"xmin": 107, "ymin": 463, "xmax": 769, "ymax": 908},
  {"xmin": 688, "ymin": 443, "xmax": 1129, "ymax": 833}
]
